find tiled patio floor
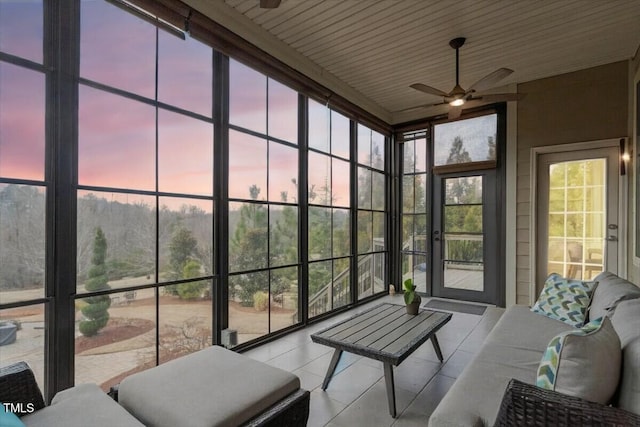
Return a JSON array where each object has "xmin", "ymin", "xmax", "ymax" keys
[{"xmin": 243, "ymin": 294, "xmax": 503, "ymax": 427}]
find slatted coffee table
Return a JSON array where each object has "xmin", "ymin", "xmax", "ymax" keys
[{"xmin": 311, "ymin": 303, "xmax": 452, "ymax": 418}]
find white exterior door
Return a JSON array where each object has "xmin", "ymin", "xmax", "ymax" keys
[{"xmin": 536, "ymin": 146, "xmax": 620, "ymax": 293}]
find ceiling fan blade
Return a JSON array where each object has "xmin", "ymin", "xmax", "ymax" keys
[
  {"xmin": 410, "ymin": 83, "xmax": 448, "ymax": 97},
  {"xmin": 469, "ymin": 68, "xmax": 513, "ymax": 92},
  {"xmin": 260, "ymin": 0, "xmax": 281, "ymax": 8},
  {"xmin": 478, "ymin": 93, "xmax": 525, "ymax": 102}
]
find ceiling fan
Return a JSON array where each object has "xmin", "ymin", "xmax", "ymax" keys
[
  {"xmin": 260, "ymin": 0, "xmax": 281, "ymax": 8},
  {"xmin": 408, "ymin": 37, "xmax": 523, "ymax": 119}
]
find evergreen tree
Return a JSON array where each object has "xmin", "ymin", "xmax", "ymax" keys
[
  {"xmin": 442, "ymin": 137, "xmax": 482, "ymax": 263},
  {"xmin": 401, "ymin": 142, "xmax": 427, "ymax": 259},
  {"xmin": 177, "ymin": 260, "xmax": 208, "ymax": 300},
  {"xmin": 167, "ymin": 227, "xmax": 206, "ymax": 299},
  {"xmin": 308, "ymin": 263, "xmax": 332, "ymax": 296},
  {"xmin": 446, "ymin": 136, "xmax": 472, "ymax": 164},
  {"xmin": 230, "ymin": 186, "xmax": 268, "ymax": 306},
  {"xmin": 308, "ymin": 183, "xmax": 334, "ymax": 260},
  {"xmin": 270, "ymin": 191, "xmax": 298, "ymax": 304},
  {"xmin": 169, "ymin": 228, "xmax": 199, "ymax": 280},
  {"xmin": 371, "ymin": 147, "xmax": 386, "ymax": 210},
  {"xmin": 79, "ymin": 228, "xmax": 111, "ymax": 337},
  {"xmin": 487, "ymin": 136, "xmax": 496, "ymax": 160},
  {"xmin": 307, "ymin": 180, "xmax": 350, "ymax": 301}
]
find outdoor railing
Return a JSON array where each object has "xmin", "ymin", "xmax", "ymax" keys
[{"xmin": 299, "ymin": 252, "xmax": 384, "ymax": 320}]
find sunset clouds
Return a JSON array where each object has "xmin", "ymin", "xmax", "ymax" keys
[
  {"xmin": 0, "ymin": 63, "xmax": 45, "ymax": 181},
  {"xmin": 2, "ymin": 0, "xmax": 368, "ymax": 211}
]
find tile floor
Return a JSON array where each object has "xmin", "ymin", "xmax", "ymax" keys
[{"xmin": 242, "ymin": 294, "xmax": 504, "ymax": 427}]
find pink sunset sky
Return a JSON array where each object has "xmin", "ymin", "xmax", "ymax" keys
[{"xmin": 1, "ymin": 0, "xmax": 337, "ymax": 209}]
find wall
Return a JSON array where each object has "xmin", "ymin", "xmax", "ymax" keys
[
  {"xmin": 629, "ymin": 48, "xmax": 640, "ymax": 284},
  {"xmin": 515, "ymin": 61, "xmax": 629, "ymax": 304}
]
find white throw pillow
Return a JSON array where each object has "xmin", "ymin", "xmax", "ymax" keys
[
  {"xmin": 536, "ymin": 316, "xmax": 620, "ymax": 404},
  {"xmin": 611, "ymin": 298, "xmax": 640, "ymax": 414}
]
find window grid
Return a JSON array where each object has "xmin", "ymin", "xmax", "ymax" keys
[
  {"xmin": 74, "ymin": 0, "xmax": 215, "ymax": 385},
  {"xmin": 228, "ymin": 61, "xmax": 301, "ymax": 345},
  {"xmin": 0, "ymin": 0, "xmax": 47, "ymax": 393},
  {"xmin": 0, "ymin": 0, "xmax": 391, "ymax": 398},
  {"xmin": 401, "ymin": 134, "xmax": 430, "ymax": 294},
  {"xmin": 356, "ymin": 124, "xmax": 387, "ymax": 301}
]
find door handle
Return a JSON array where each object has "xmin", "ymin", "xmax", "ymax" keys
[{"xmin": 606, "ymin": 235, "xmax": 618, "ymax": 242}]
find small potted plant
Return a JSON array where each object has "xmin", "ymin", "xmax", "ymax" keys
[{"xmin": 403, "ymin": 278, "xmax": 421, "ymax": 315}]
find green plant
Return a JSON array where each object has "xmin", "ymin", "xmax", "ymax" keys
[
  {"xmin": 176, "ymin": 260, "xmax": 208, "ymax": 300},
  {"xmin": 403, "ymin": 278, "xmax": 418, "ymax": 305},
  {"xmin": 80, "ymin": 228, "xmax": 111, "ymax": 337},
  {"xmin": 253, "ymin": 291, "xmax": 269, "ymax": 311}
]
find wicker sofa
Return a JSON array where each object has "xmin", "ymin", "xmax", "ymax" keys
[
  {"xmin": 0, "ymin": 346, "xmax": 309, "ymax": 427},
  {"xmin": 429, "ymin": 271, "xmax": 640, "ymax": 427}
]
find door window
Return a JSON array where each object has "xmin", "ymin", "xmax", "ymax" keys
[
  {"xmin": 536, "ymin": 146, "xmax": 619, "ymax": 294},
  {"xmin": 443, "ymin": 176, "xmax": 484, "ymax": 291},
  {"xmin": 547, "ymin": 159, "xmax": 606, "ymax": 280}
]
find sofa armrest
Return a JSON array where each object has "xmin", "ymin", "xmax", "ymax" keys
[
  {"xmin": 0, "ymin": 362, "xmax": 46, "ymax": 417},
  {"xmin": 494, "ymin": 379, "xmax": 640, "ymax": 427}
]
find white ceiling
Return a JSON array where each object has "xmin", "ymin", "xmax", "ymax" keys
[{"xmin": 186, "ymin": 0, "xmax": 640, "ymax": 125}]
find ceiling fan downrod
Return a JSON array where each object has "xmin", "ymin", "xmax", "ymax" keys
[{"xmin": 449, "ymin": 37, "xmax": 466, "ymax": 101}]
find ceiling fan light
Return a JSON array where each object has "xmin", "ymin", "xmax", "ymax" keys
[{"xmin": 450, "ymin": 98, "xmax": 465, "ymax": 107}]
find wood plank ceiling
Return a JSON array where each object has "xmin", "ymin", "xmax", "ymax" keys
[{"xmin": 190, "ymin": 0, "xmax": 640, "ymax": 124}]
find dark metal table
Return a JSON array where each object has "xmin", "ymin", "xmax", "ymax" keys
[{"xmin": 310, "ymin": 303, "xmax": 452, "ymax": 418}]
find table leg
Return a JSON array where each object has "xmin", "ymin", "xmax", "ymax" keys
[
  {"xmin": 383, "ymin": 363, "xmax": 397, "ymax": 418},
  {"xmin": 321, "ymin": 349, "xmax": 343, "ymax": 390},
  {"xmin": 431, "ymin": 334, "xmax": 444, "ymax": 362}
]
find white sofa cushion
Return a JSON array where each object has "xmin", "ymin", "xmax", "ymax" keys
[
  {"xmin": 428, "ymin": 305, "xmax": 572, "ymax": 427},
  {"xmin": 536, "ymin": 316, "xmax": 620, "ymax": 404},
  {"xmin": 611, "ymin": 298, "xmax": 640, "ymax": 415}
]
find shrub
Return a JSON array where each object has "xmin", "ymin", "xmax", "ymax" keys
[
  {"xmin": 253, "ymin": 291, "xmax": 268, "ymax": 312},
  {"xmin": 177, "ymin": 281, "xmax": 206, "ymax": 300},
  {"xmin": 79, "ymin": 318, "xmax": 102, "ymax": 337},
  {"xmin": 80, "ymin": 294, "xmax": 111, "ymax": 336},
  {"xmin": 176, "ymin": 260, "xmax": 208, "ymax": 300},
  {"xmin": 164, "ymin": 285, "xmax": 179, "ymax": 296},
  {"xmin": 80, "ymin": 228, "xmax": 111, "ymax": 337}
]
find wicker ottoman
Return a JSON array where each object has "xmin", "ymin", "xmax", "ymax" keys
[{"xmin": 117, "ymin": 346, "xmax": 309, "ymax": 427}]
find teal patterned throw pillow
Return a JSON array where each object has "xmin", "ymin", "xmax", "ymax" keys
[
  {"xmin": 536, "ymin": 316, "xmax": 621, "ymax": 404},
  {"xmin": 531, "ymin": 273, "xmax": 597, "ymax": 327}
]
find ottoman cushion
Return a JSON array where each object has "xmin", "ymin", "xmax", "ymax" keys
[
  {"xmin": 119, "ymin": 346, "xmax": 300, "ymax": 427},
  {"xmin": 22, "ymin": 383, "xmax": 144, "ymax": 427}
]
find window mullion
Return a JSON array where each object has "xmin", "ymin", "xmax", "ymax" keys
[{"xmin": 47, "ymin": 0, "xmax": 81, "ymax": 401}]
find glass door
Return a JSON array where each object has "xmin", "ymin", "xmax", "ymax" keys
[
  {"xmin": 432, "ymin": 170, "xmax": 499, "ymax": 304},
  {"xmin": 400, "ymin": 112, "xmax": 504, "ymax": 305},
  {"xmin": 536, "ymin": 147, "xmax": 619, "ymax": 292}
]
